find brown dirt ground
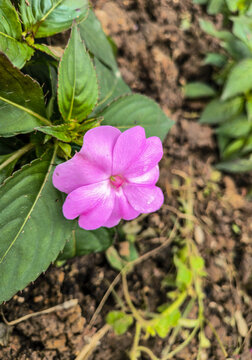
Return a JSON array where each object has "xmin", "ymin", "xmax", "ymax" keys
[{"xmin": 0, "ymin": 1, "xmax": 251, "ymax": 359}]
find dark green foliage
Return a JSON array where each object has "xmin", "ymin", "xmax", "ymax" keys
[
  {"xmin": 188, "ymin": 1, "xmax": 252, "ymax": 172},
  {"xmin": 0, "ymin": 1, "xmax": 174, "ymax": 303}
]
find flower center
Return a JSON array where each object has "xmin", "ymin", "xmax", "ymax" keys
[{"xmin": 110, "ymin": 175, "xmax": 124, "ymax": 188}]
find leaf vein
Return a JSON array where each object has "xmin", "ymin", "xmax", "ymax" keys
[
  {"xmin": 0, "ymin": 147, "xmax": 57, "ymax": 264},
  {"xmin": 0, "ymin": 95, "xmax": 51, "ymax": 126}
]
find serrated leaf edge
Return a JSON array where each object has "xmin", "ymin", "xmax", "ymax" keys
[
  {"xmin": 57, "ymin": 23, "xmax": 99, "ymax": 122},
  {"xmin": 0, "ymin": 146, "xmax": 57, "ymax": 265},
  {"xmin": 97, "ymin": 93, "xmax": 174, "ymax": 129}
]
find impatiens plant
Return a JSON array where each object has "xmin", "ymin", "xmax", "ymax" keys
[
  {"xmin": 187, "ymin": 0, "xmax": 252, "ymax": 172},
  {"xmin": 193, "ymin": 0, "xmax": 252, "ymax": 15},
  {"xmin": 53, "ymin": 126, "xmax": 164, "ymax": 230},
  {"xmin": 0, "ymin": 1, "xmax": 173, "ymax": 303}
]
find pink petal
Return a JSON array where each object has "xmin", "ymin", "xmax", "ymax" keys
[
  {"xmin": 124, "ymin": 184, "xmax": 164, "ymax": 213},
  {"xmin": 63, "ymin": 180, "xmax": 111, "ymax": 220},
  {"xmin": 103, "ymin": 188, "xmax": 139, "ymax": 228},
  {"xmin": 80, "ymin": 126, "xmax": 121, "ymax": 174},
  {"xmin": 112, "ymin": 126, "xmax": 146, "ymax": 174},
  {"xmin": 78, "ymin": 192, "xmax": 115, "ymax": 230},
  {"xmin": 102, "ymin": 198, "xmax": 121, "ymax": 228},
  {"xmin": 53, "ymin": 153, "xmax": 108, "ymax": 194},
  {"xmin": 124, "ymin": 137, "xmax": 163, "ymax": 178},
  {"xmin": 126, "ymin": 165, "xmax": 159, "ymax": 185}
]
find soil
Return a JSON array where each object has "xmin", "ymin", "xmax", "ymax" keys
[{"xmin": 1, "ymin": 1, "xmax": 251, "ymax": 359}]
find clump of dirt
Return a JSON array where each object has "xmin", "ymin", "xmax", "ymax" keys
[{"xmin": 0, "ymin": 1, "xmax": 251, "ymax": 359}]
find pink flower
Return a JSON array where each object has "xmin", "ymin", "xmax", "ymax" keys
[{"xmin": 53, "ymin": 126, "xmax": 164, "ymax": 230}]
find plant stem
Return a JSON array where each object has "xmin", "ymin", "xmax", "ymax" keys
[
  {"xmin": 88, "ymin": 272, "xmax": 122, "ymax": 329},
  {"xmin": 122, "ymin": 272, "xmax": 150, "ymax": 328},
  {"xmin": 88, "ymin": 220, "xmax": 178, "ymax": 329},
  {"xmin": 75, "ymin": 324, "xmax": 111, "ymax": 360},
  {"xmin": 162, "ymin": 298, "xmax": 195, "ymax": 356},
  {"xmin": 0, "ymin": 143, "xmax": 34, "ymax": 172},
  {"xmin": 207, "ymin": 320, "xmax": 228, "ymax": 358},
  {"xmin": 137, "ymin": 346, "xmax": 160, "ymax": 360},
  {"xmin": 122, "ymin": 271, "xmax": 150, "ymax": 326},
  {"xmin": 130, "ymin": 322, "xmax": 142, "ymax": 360},
  {"xmin": 162, "ymin": 325, "xmax": 199, "ymax": 360},
  {"xmin": 1, "ymin": 299, "xmax": 78, "ymax": 326},
  {"xmin": 162, "ymin": 291, "xmax": 187, "ymax": 317}
]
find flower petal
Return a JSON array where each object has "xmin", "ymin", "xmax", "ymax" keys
[
  {"xmin": 102, "ymin": 199, "xmax": 121, "ymax": 228},
  {"xmin": 78, "ymin": 192, "xmax": 115, "ymax": 230},
  {"xmin": 103, "ymin": 188, "xmax": 139, "ymax": 228},
  {"xmin": 80, "ymin": 126, "xmax": 121, "ymax": 174},
  {"xmin": 126, "ymin": 165, "xmax": 159, "ymax": 185},
  {"xmin": 53, "ymin": 153, "xmax": 108, "ymax": 194},
  {"xmin": 63, "ymin": 180, "xmax": 111, "ymax": 220},
  {"xmin": 112, "ymin": 126, "xmax": 146, "ymax": 174},
  {"xmin": 124, "ymin": 137, "xmax": 163, "ymax": 178},
  {"xmin": 124, "ymin": 184, "xmax": 164, "ymax": 213}
]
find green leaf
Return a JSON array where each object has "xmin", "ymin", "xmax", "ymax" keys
[
  {"xmin": 36, "ymin": 124, "xmax": 72, "ymax": 142},
  {"xmin": 248, "ymin": 3, "xmax": 252, "ymax": 15},
  {"xmin": 223, "ymin": 38, "xmax": 251, "ymax": 60},
  {"xmin": 222, "ymin": 138, "xmax": 245, "ymax": 158},
  {"xmin": 0, "ymin": 54, "xmax": 50, "ymax": 137},
  {"xmin": 216, "ymin": 115, "xmax": 252, "ymax": 138},
  {"xmin": 100, "ymin": 94, "xmax": 174, "ymax": 140},
  {"xmin": 199, "ymin": 19, "xmax": 233, "ymax": 41},
  {"xmin": 106, "ymin": 246, "xmax": 126, "ymax": 271},
  {"xmin": 222, "ymin": 59, "xmax": 252, "ymax": 100},
  {"xmin": 226, "ymin": 0, "xmax": 239, "ymax": 12},
  {"xmin": 193, "ymin": 0, "xmax": 208, "ymax": 4},
  {"xmin": 0, "ymin": 150, "xmax": 73, "ymax": 304},
  {"xmin": 174, "ymin": 256, "xmax": 192, "ymax": 289},
  {"xmin": 216, "ymin": 155, "xmax": 252, "ymax": 172},
  {"xmin": 0, "ymin": 37, "xmax": 33, "ymax": 69},
  {"xmin": 246, "ymin": 98, "xmax": 252, "ymax": 120},
  {"xmin": 58, "ymin": 142, "xmax": 72, "ymax": 158},
  {"xmin": 199, "ymin": 97, "xmax": 244, "ymax": 124},
  {"xmin": 37, "ymin": 120, "xmax": 101, "ymax": 146},
  {"xmin": 193, "ymin": 0, "xmax": 208, "ymax": 3},
  {"xmin": 232, "ymin": 15, "xmax": 252, "ymax": 50},
  {"xmin": 32, "ymin": 43, "xmax": 60, "ymax": 61},
  {"xmin": 203, "ymin": 53, "xmax": 228, "ymax": 67},
  {"xmin": 184, "ymin": 82, "xmax": 216, "ymax": 98},
  {"xmin": 57, "ymin": 227, "xmax": 113, "ymax": 261},
  {"xmin": 190, "ymin": 256, "xmax": 205, "ymax": 271},
  {"xmin": 1, "ymin": 0, "xmax": 22, "ymax": 39},
  {"xmin": 93, "ymin": 58, "xmax": 131, "ymax": 114},
  {"xmin": 207, "ymin": 0, "xmax": 225, "ymax": 14},
  {"xmin": 154, "ymin": 309, "xmax": 181, "ymax": 338},
  {"xmin": 106, "ymin": 311, "xmax": 133, "ymax": 335},
  {"xmin": 19, "ymin": 0, "xmax": 89, "ymax": 38},
  {"xmin": 217, "ymin": 134, "xmax": 230, "ymax": 156},
  {"xmin": 0, "ymin": 0, "xmax": 34, "ymax": 68},
  {"xmin": 58, "ymin": 24, "xmax": 98, "ymax": 122},
  {"xmin": 241, "ymin": 135, "xmax": 252, "ymax": 155},
  {"xmin": 126, "ymin": 242, "xmax": 139, "ymax": 262},
  {"xmin": 79, "ymin": 9, "xmax": 118, "ymax": 72},
  {"xmin": 199, "ymin": 19, "xmax": 251, "ymax": 59},
  {"xmin": 46, "ymin": 63, "xmax": 59, "ymax": 120},
  {"xmin": 190, "ymin": 256, "xmax": 207, "ymax": 276}
]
